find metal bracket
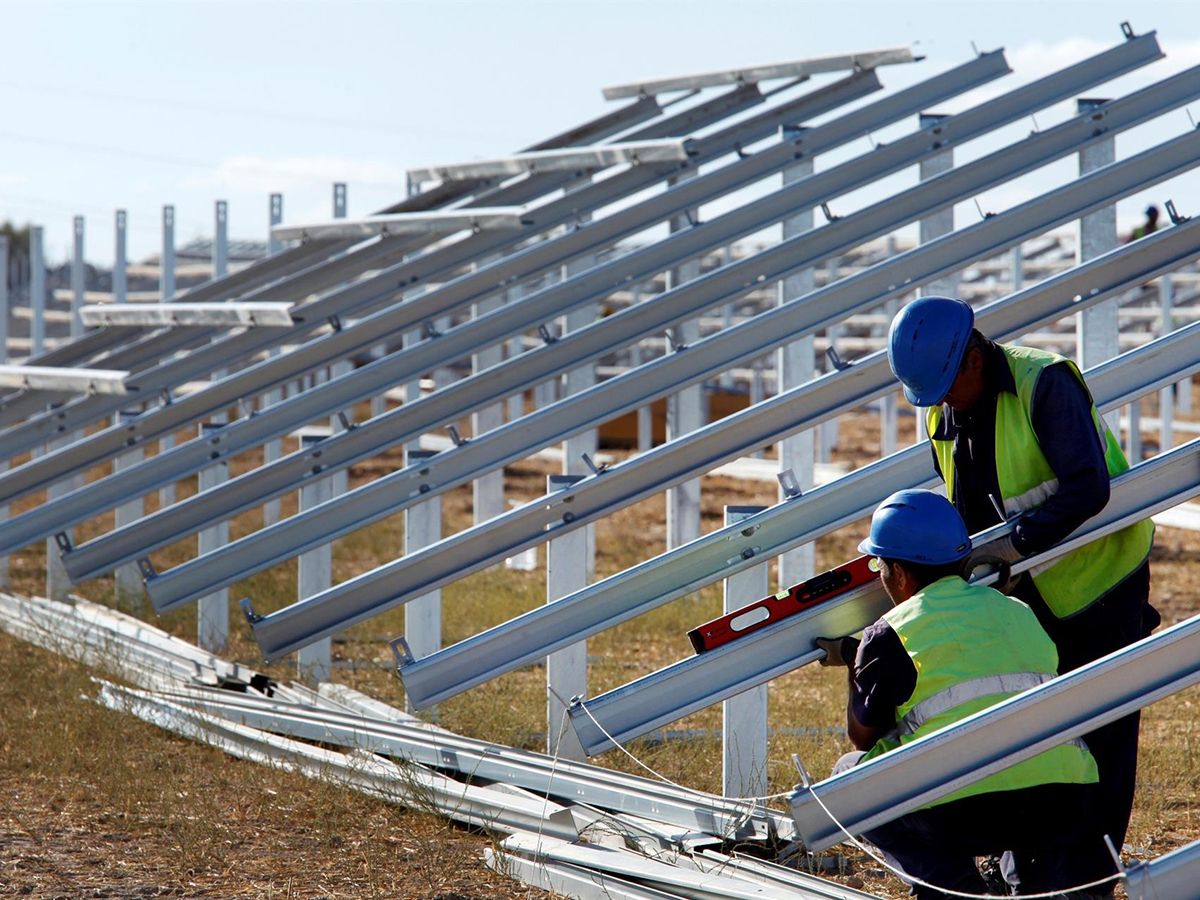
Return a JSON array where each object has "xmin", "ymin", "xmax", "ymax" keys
[
  {"xmin": 239, "ymin": 598, "xmax": 264, "ymax": 625},
  {"xmin": 581, "ymin": 452, "xmax": 607, "ymax": 477},
  {"xmin": 328, "ymin": 314, "xmax": 343, "ymax": 332},
  {"xmin": 389, "ymin": 636, "xmax": 415, "ymax": 668},
  {"xmin": 777, "ymin": 468, "xmax": 802, "ymax": 499},
  {"xmin": 820, "ymin": 202, "xmax": 839, "ymax": 223},
  {"xmin": 336, "ymin": 411, "xmax": 354, "ymax": 431},
  {"xmin": 235, "ymin": 399, "xmax": 250, "ymax": 421},
  {"xmin": 791, "ymin": 753, "xmax": 812, "ymax": 789},
  {"xmin": 137, "ymin": 557, "xmax": 156, "ymax": 581},
  {"xmin": 683, "ymin": 208, "xmax": 699, "ymax": 227},
  {"xmin": 733, "ymin": 142, "xmax": 749, "ymax": 160},
  {"xmin": 446, "ymin": 424, "xmax": 467, "ymax": 447},
  {"xmin": 1166, "ymin": 199, "xmax": 1189, "ymax": 225},
  {"xmin": 54, "ymin": 531, "xmax": 72, "ymax": 553},
  {"xmin": 973, "ymin": 197, "xmax": 995, "ymax": 220},
  {"xmin": 537, "ymin": 324, "xmax": 557, "ymax": 344},
  {"xmin": 1120, "ymin": 21, "xmax": 1135, "ymax": 40},
  {"xmin": 970, "ymin": 40, "xmax": 980, "ymax": 58},
  {"xmin": 826, "ymin": 346, "xmax": 851, "ymax": 371},
  {"xmin": 665, "ymin": 328, "xmax": 687, "ymax": 353},
  {"xmin": 158, "ymin": 387, "xmax": 172, "ymax": 407},
  {"xmin": 422, "ymin": 320, "xmax": 441, "ymax": 340}
]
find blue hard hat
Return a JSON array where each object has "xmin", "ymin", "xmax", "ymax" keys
[
  {"xmin": 887, "ymin": 297, "xmax": 975, "ymax": 406},
  {"xmin": 858, "ymin": 489, "xmax": 972, "ymax": 565}
]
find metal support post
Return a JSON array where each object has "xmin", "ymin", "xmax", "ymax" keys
[
  {"xmin": 562, "ymin": 176, "xmax": 598, "ymax": 578},
  {"xmin": 113, "ymin": 409, "xmax": 144, "ymax": 610},
  {"xmin": 114, "ymin": 210, "xmax": 127, "ymax": 304},
  {"xmin": 297, "ymin": 434, "xmax": 333, "ymax": 685},
  {"xmin": 666, "ymin": 171, "xmax": 703, "ymax": 550},
  {"xmin": 214, "ymin": 201, "xmax": 228, "ymax": 279},
  {"xmin": 505, "ymin": 281, "xmax": 527, "ymax": 423},
  {"xmin": 158, "ymin": 205, "xmax": 178, "ymax": 509},
  {"xmin": 30, "ymin": 225, "xmax": 44, "ymax": 357},
  {"xmin": 197, "ymin": 423, "xmax": 229, "ymax": 651},
  {"xmin": 817, "ymin": 257, "xmax": 841, "ymax": 463},
  {"xmin": 472, "ymin": 259, "xmax": 506, "ymax": 526},
  {"xmin": 332, "ymin": 182, "xmax": 347, "ymax": 220},
  {"xmin": 263, "ymin": 195, "xmax": 284, "ymax": 524},
  {"xmin": 1128, "ymin": 397, "xmax": 1142, "ymax": 462},
  {"xmin": 329, "ymin": 187, "xmax": 351, "ymax": 500},
  {"xmin": 777, "ymin": 158, "xmax": 815, "ymax": 585},
  {"xmin": 1167, "ymin": 273, "xmax": 1192, "ymax": 414},
  {"xmin": 631, "ymin": 286, "xmax": 653, "ymax": 454},
  {"xmin": 1160, "ymin": 275, "xmax": 1175, "ymax": 452},
  {"xmin": 71, "ymin": 217, "xmax": 84, "ymax": 338},
  {"xmin": 404, "ymin": 448, "xmax": 441, "ymax": 715},
  {"xmin": 45, "ymin": 429, "xmax": 72, "ymax": 602},
  {"xmin": 722, "ymin": 505, "xmax": 768, "ymax": 798},
  {"xmin": 1011, "ymin": 242, "xmax": 1024, "ymax": 290},
  {"xmin": 1075, "ymin": 97, "xmax": 1120, "ymax": 433},
  {"xmin": 0, "ymin": 236, "xmax": 8, "ymax": 587},
  {"xmin": 547, "ymin": 474, "xmax": 587, "ymax": 761}
]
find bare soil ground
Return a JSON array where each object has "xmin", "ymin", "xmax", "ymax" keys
[{"xmin": 3, "ymin": 401, "xmax": 1198, "ymax": 899}]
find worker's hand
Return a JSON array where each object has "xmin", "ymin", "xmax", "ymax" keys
[
  {"xmin": 815, "ymin": 635, "xmax": 860, "ymax": 667},
  {"xmin": 961, "ymin": 535, "xmax": 1023, "ymax": 593}
]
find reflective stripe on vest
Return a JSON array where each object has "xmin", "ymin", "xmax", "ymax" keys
[{"xmin": 895, "ymin": 671, "xmax": 1052, "ymax": 737}]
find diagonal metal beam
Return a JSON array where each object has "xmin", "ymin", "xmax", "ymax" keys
[
  {"xmin": 407, "ymin": 139, "xmax": 693, "ymax": 184},
  {"xmin": 1121, "ymin": 838, "xmax": 1200, "ymax": 900},
  {"xmin": 270, "ymin": 208, "xmax": 531, "ymax": 241},
  {"xmin": 0, "ymin": 75, "xmax": 857, "ymax": 461},
  {"xmin": 79, "ymin": 303, "xmax": 295, "ymax": 328},
  {"xmin": 131, "ymin": 64, "xmax": 1200, "ymax": 612},
  {"xmin": 570, "ymin": 435, "xmax": 1200, "ymax": 757},
  {"xmin": 394, "ymin": 220, "xmax": 1200, "ymax": 709},
  {"xmin": 239, "ymin": 124, "xmax": 1200, "ymax": 660}
]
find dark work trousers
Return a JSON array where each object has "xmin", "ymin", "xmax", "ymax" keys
[
  {"xmin": 1015, "ymin": 560, "xmax": 1157, "ymax": 888},
  {"xmin": 858, "ymin": 778, "xmax": 1095, "ymax": 899}
]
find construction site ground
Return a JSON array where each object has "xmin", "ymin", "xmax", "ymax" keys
[{"xmin": 3, "ymin": 398, "xmax": 1198, "ymax": 899}]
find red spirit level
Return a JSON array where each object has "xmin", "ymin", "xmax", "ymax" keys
[{"xmin": 687, "ymin": 555, "xmax": 880, "ymax": 653}]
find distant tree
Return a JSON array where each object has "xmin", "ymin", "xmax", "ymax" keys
[{"xmin": 0, "ymin": 221, "xmax": 31, "ymax": 258}]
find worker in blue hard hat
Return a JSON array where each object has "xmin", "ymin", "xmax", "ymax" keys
[
  {"xmin": 886, "ymin": 295, "xmax": 1157, "ymax": 896},
  {"xmin": 816, "ymin": 489, "xmax": 1098, "ymax": 900}
]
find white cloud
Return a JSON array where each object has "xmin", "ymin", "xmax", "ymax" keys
[
  {"xmin": 0, "ymin": 172, "xmax": 28, "ymax": 187},
  {"xmin": 182, "ymin": 155, "xmax": 410, "ymax": 194}
]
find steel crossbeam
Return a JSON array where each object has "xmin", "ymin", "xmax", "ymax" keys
[
  {"xmin": 0, "ymin": 366, "xmax": 129, "ymax": 394},
  {"xmin": 45, "ymin": 57, "xmax": 1024, "ymax": 578},
  {"xmin": 238, "ymin": 125, "xmax": 1200, "ymax": 660},
  {"xmin": 571, "ymin": 436, "xmax": 1200, "ymax": 757},
  {"xmin": 395, "ymin": 220, "xmax": 1200, "ymax": 709},
  {"xmin": 154, "ymin": 685, "xmax": 792, "ymax": 841},
  {"xmin": 13, "ymin": 95, "xmax": 665, "ymax": 376},
  {"xmin": 602, "ymin": 46, "xmax": 918, "ymax": 99},
  {"xmin": 270, "ymin": 209, "xmax": 531, "ymax": 241},
  {"xmin": 0, "ymin": 83, "xmax": 748, "ymax": 432},
  {"xmin": 0, "ymin": 75, "xmax": 864, "ymax": 472},
  {"xmin": 406, "ymin": 139, "xmax": 692, "ymax": 184},
  {"xmin": 79, "ymin": 303, "xmax": 295, "ymax": 328},
  {"xmin": 1121, "ymin": 838, "xmax": 1200, "ymax": 900},
  {"xmin": 787, "ymin": 609, "xmax": 1200, "ymax": 851},
  {"xmin": 128, "ymin": 63, "xmax": 1199, "ymax": 611}
]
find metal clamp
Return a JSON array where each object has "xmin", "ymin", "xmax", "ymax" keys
[
  {"xmin": 581, "ymin": 452, "xmax": 607, "ymax": 476},
  {"xmin": 422, "ymin": 320, "xmax": 441, "ymax": 340},
  {"xmin": 820, "ymin": 202, "xmax": 839, "ymax": 223},
  {"xmin": 158, "ymin": 387, "xmax": 173, "ymax": 406},
  {"xmin": 1120, "ymin": 21, "xmax": 1135, "ymax": 40},
  {"xmin": 327, "ymin": 314, "xmax": 343, "ymax": 332},
  {"xmin": 137, "ymin": 558, "xmax": 156, "ymax": 581},
  {"xmin": 389, "ymin": 636, "xmax": 415, "ymax": 668},
  {"xmin": 1166, "ymin": 199, "xmax": 1189, "ymax": 225},
  {"xmin": 777, "ymin": 468, "xmax": 802, "ymax": 499},
  {"xmin": 54, "ymin": 531, "xmax": 72, "ymax": 553},
  {"xmin": 537, "ymin": 324, "xmax": 557, "ymax": 344},
  {"xmin": 446, "ymin": 424, "xmax": 467, "ymax": 447},
  {"xmin": 337, "ymin": 411, "xmax": 354, "ymax": 431},
  {"xmin": 239, "ymin": 598, "xmax": 263, "ymax": 625},
  {"xmin": 826, "ymin": 346, "xmax": 851, "ymax": 371},
  {"xmin": 665, "ymin": 328, "xmax": 687, "ymax": 353}
]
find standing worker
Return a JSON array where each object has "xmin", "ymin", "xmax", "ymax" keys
[
  {"xmin": 816, "ymin": 489, "xmax": 1098, "ymax": 899},
  {"xmin": 887, "ymin": 296, "xmax": 1157, "ymax": 894}
]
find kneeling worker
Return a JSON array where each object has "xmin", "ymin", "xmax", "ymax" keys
[
  {"xmin": 888, "ymin": 296, "xmax": 1156, "ymax": 890},
  {"xmin": 817, "ymin": 489, "xmax": 1097, "ymax": 899}
]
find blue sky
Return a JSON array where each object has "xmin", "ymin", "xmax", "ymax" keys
[{"xmin": 2, "ymin": 0, "xmax": 1199, "ymax": 267}]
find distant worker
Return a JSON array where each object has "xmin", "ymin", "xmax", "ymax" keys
[
  {"xmin": 887, "ymin": 296, "xmax": 1157, "ymax": 895},
  {"xmin": 815, "ymin": 489, "xmax": 1098, "ymax": 899},
  {"xmin": 1125, "ymin": 204, "xmax": 1159, "ymax": 242}
]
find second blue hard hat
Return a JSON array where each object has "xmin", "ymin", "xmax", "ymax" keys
[
  {"xmin": 858, "ymin": 489, "xmax": 972, "ymax": 565},
  {"xmin": 887, "ymin": 297, "xmax": 975, "ymax": 406}
]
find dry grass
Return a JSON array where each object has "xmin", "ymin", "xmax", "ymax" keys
[{"xmin": 2, "ymin": 400, "xmax": 1198, "ymax": 898}]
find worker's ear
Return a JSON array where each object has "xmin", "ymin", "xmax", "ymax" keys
[{"xmin": 965, "ymin": 347, "xmax": 984, "ymax": 374}]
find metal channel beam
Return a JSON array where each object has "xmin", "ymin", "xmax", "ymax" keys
[
  {"xmin": 787, "ymin": 609, "xmax": 1200, "ymax": 851},
  {"xmin": 48, "ymin": 59, "xmax": 1015, "ymax": 577},
  {"xmin": 395, "ymin": 221, "xmax": 1200, "ymax": 709},
  {"xmin": 16, "ymin": 95, "xmax": 664, "ymax": 374},
  {"xmin": 602, "ymin": 46, "xmax": 917, "ymax": 99},
  {"xmin": 80, "ymin": 304, "xmax": 295, "ymax": 328},
  {"xmin": 240, "ymin": 123, "xmax": 1200, "ymax": 659},
  {"xmin": 12, "ymin": 77, "xmax": 899, "ymax": 552},
  {"xmin": 0, "ymin": 366, "xmax": 128, "ymax": 395},
  {"xmin": 135, "ymin": 64, "xmax": 1197, "ymax": 611},
  {"xmin": 270, "ymin": 208, "xmax": 530, "ymax": 242},
  {"xmin": 406, "ymin": 139, "xmax": 691, "ymax": 184},
  {"xmin": 1122, "ymin": 838, "xmax": 1200, "ymax": 900},
  {"xmin": 572, "ymin": 436, "xmax": 1200, "ymax": 757},
  {"xmin": 146, "ymin": 686, "xmax": 791, "ymax": 840},
  {"xmin": 0, "ymin": 77, "xmax": 835, "ymax": 461}
]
